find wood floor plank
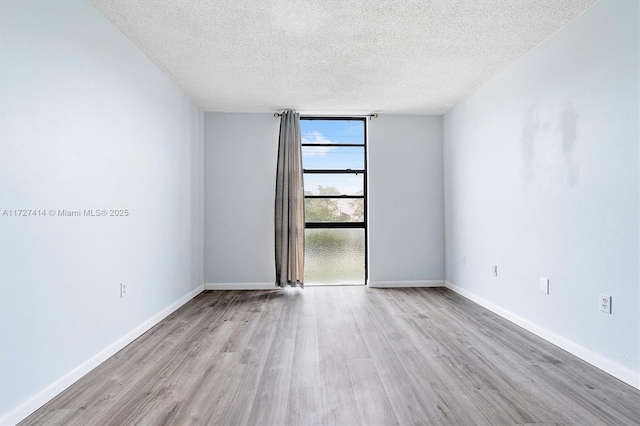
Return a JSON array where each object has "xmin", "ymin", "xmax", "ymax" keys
[
  {"xmin": 290, "ymin": 304, "xmax": 321, "ymax": 389},
  {"xmin": 19, "ymin": 287, "xmax": 640, "ymax": 426},
  {"xmin": 246, "ymin": 337, "xmax": 295, "ymax": 426},
  {"xmin": 318, "ymin": 352, "xmax": 361, "ymax": 426},
  {"xmin": 164, "ymin": 351, "xmax": 242, "ymax": 425},
  {"xmin": 365, "ymin": 343, "xmax": 439, "ymax": 425},
  {"xmin": 315, "ymin": 287, "xmax": 370, "ymax": 360},
  {"xmin": 246, "ymin": 291, "xmax": 300, "ymax": 425},
  {"xmin": 205, "ymin": 361, "xmax": 261, "ymax": 425},
  {"xmin": 238, "ymin": 292, "xmax": 282, "ymax": 366},
  {"xmin": 285, "ymin": 386, "xmax": 323, "ymax": 426},
  {"xmin": 347, "ymin": 358, "xmax": 400, "ymax": 426}
]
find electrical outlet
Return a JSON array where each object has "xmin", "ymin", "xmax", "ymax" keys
[
  {"xmin": 599, "ymin": 294, "xmax": 611, "ymax": 314},
  {"xmin": 539, "ymin": 277, "xmax": 549, "ymax": 294},
  {"xmin": 462, "ymin": 256, "xmax": 466, "ymax": 266},
  {"xmin": 492, "ymin": 265, "xmax": 498, "ymax": 277},
  {"xmin": 120, "ymin": 283, "xmax": 127, "ymax": 298}
]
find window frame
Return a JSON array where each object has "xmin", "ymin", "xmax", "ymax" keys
[{"xmin": 301, "ymin": 116, "xmax": 368, "ymax": 283}]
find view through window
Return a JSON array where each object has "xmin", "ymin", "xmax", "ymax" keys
[{"xmin": 301, "ymin": 118, "xmax": 367, "ymax": 285}]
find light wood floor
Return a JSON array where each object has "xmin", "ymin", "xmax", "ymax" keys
[{"xmin": 21, "ymin": 287, "xmax": 640, "ymax": 425}]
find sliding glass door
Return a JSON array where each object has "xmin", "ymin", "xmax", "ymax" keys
[{"xmin": 301, "ymin": 118, "xmax": 367, "ymax": 285}]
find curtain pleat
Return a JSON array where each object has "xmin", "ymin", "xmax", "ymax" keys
[{"xmin": 275, "ymin": 111, "xmax": 305, "ymax": 288}]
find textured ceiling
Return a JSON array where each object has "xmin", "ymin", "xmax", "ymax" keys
[{"xmin": 90, "ymin": 0, "xmax": 596, "ymax": 114}]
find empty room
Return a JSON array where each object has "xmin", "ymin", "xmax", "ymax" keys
[{"xmin": 0, "ymin": 0, "xmax": 638, "ymax": 425}]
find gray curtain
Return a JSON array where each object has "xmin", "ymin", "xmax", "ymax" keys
[{"xmin": 275, "ymin": 111, "xmax": 305, "ymax": 288}]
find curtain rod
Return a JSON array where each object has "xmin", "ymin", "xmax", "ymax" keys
[{"xmin": 274, "ymin": 112, "xmax": 379, "ymax": 119}]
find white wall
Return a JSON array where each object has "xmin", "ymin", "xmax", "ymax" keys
[
  {"xmin": 444, "ymin": 0, "xmax": 639, "ymax": 386},
  {"xmin": 0, "ymin": 0, "xmax": 204, "ymax": 421},
  {"xmin": 369, "ymin": 115, "xmax": 444, "ymax": 285},
  {"xmin": 204, "ymin": 114, "xmax": 444, "ymax": 287},
  {"xmin": 204, "ymin": 113, "xmax": 279, "ymax": 286}
]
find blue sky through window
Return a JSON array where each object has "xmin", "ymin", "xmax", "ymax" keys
[
  {"xmin": 301, "ymin": 119, "xmax": 365, "ymax": 195},
  {"xmin": 300, "ymin": 120, "xmax": 364, "ymax": 169},
  {"xmin": 300, "ymin": 119, "xmax": 364, "ymax": 144}
]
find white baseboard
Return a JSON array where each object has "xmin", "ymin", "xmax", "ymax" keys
[
  {"xmin": 444, "ymin": 281, "xmax": 640, "ymax": 390},
  {"xmin": 369, "ymin": 280, "xmax": 444, "ymax": 288},
  {"xmin": 0, "ymin": 285, "xmax": 204, "ymax": 426},
  {"xmin": 204, "ymin": 282, "xmax": 275, "ymax": 290}
]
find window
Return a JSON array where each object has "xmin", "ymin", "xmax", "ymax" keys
[{"xmin": 301, "ymin": 118, "xmax": 367, "ymax": 285}]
